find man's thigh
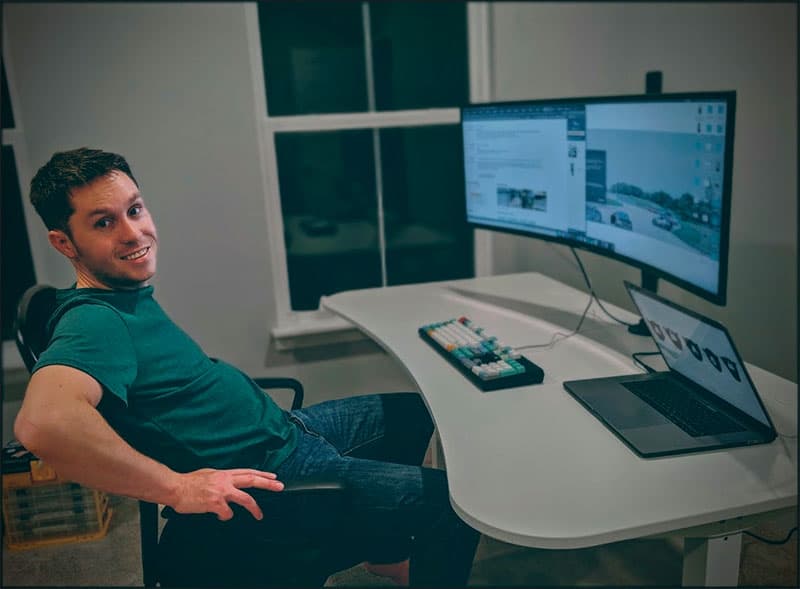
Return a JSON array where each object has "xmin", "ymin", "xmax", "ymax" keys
[
  {"xmin": 260, "ymin": 450, "xmax": 450, "ymax": 543},
  {"xmin": 290, "ymin": 392, "xmax": 433, "ymax": 464}
]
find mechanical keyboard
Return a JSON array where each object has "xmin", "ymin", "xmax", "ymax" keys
[{"xmin": 419, "ymin": 317, "xmax": 545, "ymax": 391}]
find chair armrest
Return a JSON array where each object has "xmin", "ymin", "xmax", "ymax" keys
[
  {"xmin": 283, "ymin": 476, "xmax": 347, "ymax": 493},
  {"xmin": 159, "ymin": 477, "xmax": 347, "ymax": 520},
  {"xmin": 252, "ymin": 376, "xmax": 304, "ymax": 410}
]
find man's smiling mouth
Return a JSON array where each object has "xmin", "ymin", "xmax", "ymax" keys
[{"xmin": 121, "ymin": 246, "xmax": 150, "ymax": 261}]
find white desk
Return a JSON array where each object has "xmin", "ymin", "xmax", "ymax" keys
[{"xmin": 322, "ymin": 272, "xmax": 797, "ymax": 586}]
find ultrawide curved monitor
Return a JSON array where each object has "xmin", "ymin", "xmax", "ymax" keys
[{"xmin": 462, "ymin": 91, "xmax": 736, "ymax": 305}]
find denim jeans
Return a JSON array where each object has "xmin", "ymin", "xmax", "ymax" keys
[{"xmin": 252, "ymin": 392, "xmax": 480, "ymax": 586}]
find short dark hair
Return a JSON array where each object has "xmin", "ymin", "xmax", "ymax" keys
[{"xmin": 29, "ymin": 147, "xmax": 139, "ymax": 233}]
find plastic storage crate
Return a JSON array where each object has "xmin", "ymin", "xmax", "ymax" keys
[{"xmin": 2, "ymin": 441, "xmax": 113, "ymax": 550}]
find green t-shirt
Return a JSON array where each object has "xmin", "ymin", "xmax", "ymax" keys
[{"xmin": 33, "ymin": 285, "xmax": 298, "ymax": 473}]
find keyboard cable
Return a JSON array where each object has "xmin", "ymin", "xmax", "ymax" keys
[
  {"xmin": 513, "ymin": 291, "xmax": 593, "ymax": 351},
  {"xmin": 514, "ymin": 246, "xmax": 620, "ymax": 351},
  {"xmin": 514, "ymin": 246, "xmax": 640, "ymax": 352},
  {"xmin": 570, "ymin": 247, "xmax": 638, "ymax": 328}
]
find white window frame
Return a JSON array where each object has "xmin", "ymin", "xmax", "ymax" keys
[{"xmin": 244, "ymin": 2, "xmax": 492, "ymax": 341}]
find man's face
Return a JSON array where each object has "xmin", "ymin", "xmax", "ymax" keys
[{"xmin": 49, "ymin": 171, "xmax": 158, "ymax": 290}]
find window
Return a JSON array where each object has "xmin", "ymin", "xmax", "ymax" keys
[
  {"xmin": 249, "ymin": 2, "xmax": 488, "ymax": 330},
  {"xmin": 1, "ymin": 60, "xmax": 36, "ymax": 343}
]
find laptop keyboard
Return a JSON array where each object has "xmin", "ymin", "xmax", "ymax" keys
[{"xmin": 623, "ymin": 379, "xmax": 746, "ymax": 437}]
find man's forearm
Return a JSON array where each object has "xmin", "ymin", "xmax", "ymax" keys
[{"xmin": 14, "ymin": 395, "xmax": 181, "ymax": 506}]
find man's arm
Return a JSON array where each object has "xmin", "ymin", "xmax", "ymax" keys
[{"xmin": 14, "ymin": 365, "xmax": 283, "ymax": 521}]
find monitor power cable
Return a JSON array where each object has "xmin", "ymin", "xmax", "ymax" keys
[
  {"xmin": 744, "ymin": 526, "xmax": 798, "ymax": 546},
  {"xmin": 570, "ymin": 247, "xmax": 638, "ymax": 328}
]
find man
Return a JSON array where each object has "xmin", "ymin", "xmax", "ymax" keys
[{"xmin": 14, "ymin": 147, "xmax": 479, "ymax": 586}]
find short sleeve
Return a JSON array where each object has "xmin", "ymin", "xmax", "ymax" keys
[{"xmin": 33, "ymin": 303, "xmax": 138, "ymax": 406}]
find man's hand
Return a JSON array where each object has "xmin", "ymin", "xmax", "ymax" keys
[{"xmin": 171, "ymin": 468, "xmax": 284, "ymax": 521}]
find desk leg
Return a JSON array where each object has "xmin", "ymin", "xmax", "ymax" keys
[
  {"xmin": 429, "ymin": 430, "xmax": 443, "ymax": 469},
  {"xmin": 682, "ymin": 533, "xmax": 742, "ymax": 586}
]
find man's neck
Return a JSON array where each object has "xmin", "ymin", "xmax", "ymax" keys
[{"xmin": 75, "ymin": 274, "xmax": 149, "ymax": 291}]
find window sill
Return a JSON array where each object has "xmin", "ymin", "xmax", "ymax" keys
[{"xmin": 270, "ymin": 311, "xmax": 368, "ymax": 351}]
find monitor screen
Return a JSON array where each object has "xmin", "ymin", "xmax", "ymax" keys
[{"xmin": 462, "ymin": 91, "xmax": 736, "ymax": 304}]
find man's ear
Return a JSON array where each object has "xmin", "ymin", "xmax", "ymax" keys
[{"xmin": 48, "ymin": 229, "xmax": 78, "ymax": 259}]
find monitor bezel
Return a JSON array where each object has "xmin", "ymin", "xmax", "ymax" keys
[{"xmin": 461, "ymin": 90, "xmax": 736, "ymax": 306}]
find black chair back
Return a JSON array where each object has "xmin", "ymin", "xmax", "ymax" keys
[{"xmin": 14, "ymin": 284, "xmax": 57, "ymax": 372}]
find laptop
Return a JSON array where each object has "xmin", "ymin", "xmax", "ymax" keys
[{"xmin": 563, "ymin": 282, "xmax": 776, "ymax": 458}]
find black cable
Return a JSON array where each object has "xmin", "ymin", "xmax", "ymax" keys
[
  {"xmin": 632, "ymin": 351, "xmax": 661, "ymax": 373},
  {"xmin": 570, "ymin": 247, "xmax": 637, "ymax": 328},
  {"xmin": 744, "ymin": 527, "xmax": 798, "ymax": 545}
]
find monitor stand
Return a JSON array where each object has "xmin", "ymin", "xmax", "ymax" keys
[
  {"xmin": 628, "ymin": 270, "xmax": 658, "ymax": 336},
  {"xmin": 628, "ymin": 70, "xmax": 664, "ymax": 338}
]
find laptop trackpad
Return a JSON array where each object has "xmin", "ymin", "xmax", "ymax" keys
[{"xmin": 588, "ymin": 387, "xmax": 668, "ymax": 430}]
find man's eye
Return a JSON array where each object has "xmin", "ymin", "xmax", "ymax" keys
[
  {"xmin": 129, "ymin": 205, "xmax": 142, "ymax": 216},
  {"xmin": 95, "ymin": 218, "xmax": 112, "ymax": 229}
]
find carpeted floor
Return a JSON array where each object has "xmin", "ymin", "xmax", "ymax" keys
[{"xmin": 2, "ymin": 494, "xmax": 797, "ymax": 587}]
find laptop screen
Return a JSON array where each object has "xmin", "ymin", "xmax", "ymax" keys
[{"xmin": 626, "ymin": 285, "xmax": 772, "ymax": 427}]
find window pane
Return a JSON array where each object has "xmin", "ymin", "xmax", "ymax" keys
[
  {"xmin": 380, "ymin": 125, "xmax": 473, "ymax": 286},
  {"xmin": 2, "ymin": 146, "xmax": 36, "ymax": 340},
  {"xmin": 275, "ymin": 130, "xmax": 381, "ymax": 310},
  {"xmin": 258, "ymin": 2, "xmax": 368, "ymax": 116},
  {"xmin": 370, "ymin": 2, "xmax": 468, "ymax": 111},
  {"xmin": 2, "ymin": 61, "xmax": 14, "ymax": 129}
]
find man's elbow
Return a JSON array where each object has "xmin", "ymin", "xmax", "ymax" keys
[
  {"xmin": 14, "ymin": 412, "xmax": 36, "ymax": 449},
  {"xmin": 14, "ymin": 411, "xmax": 52, "ymax": 456}
]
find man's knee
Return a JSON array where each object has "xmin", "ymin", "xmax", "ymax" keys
[{"xmin": 381, "ymin": 392, "xmax": 434, "ymax": 438}]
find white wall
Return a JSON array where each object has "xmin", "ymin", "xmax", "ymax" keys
[
  {"xmin": 3, "ymin": 2, "xmax": 415, "ymax": 403},
  {"xmin": 489, "ymin": 2, "xmax": 797, "ymax": 381}
]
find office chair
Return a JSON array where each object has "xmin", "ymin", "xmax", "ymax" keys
[{"xmin": 15, "ymin": 284, "xmax": 362, "ymax": 587}]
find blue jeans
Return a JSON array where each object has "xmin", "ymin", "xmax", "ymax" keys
[{"xmin": 254, "ymin": 392, "xmax": 480, "ymax": 586}]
